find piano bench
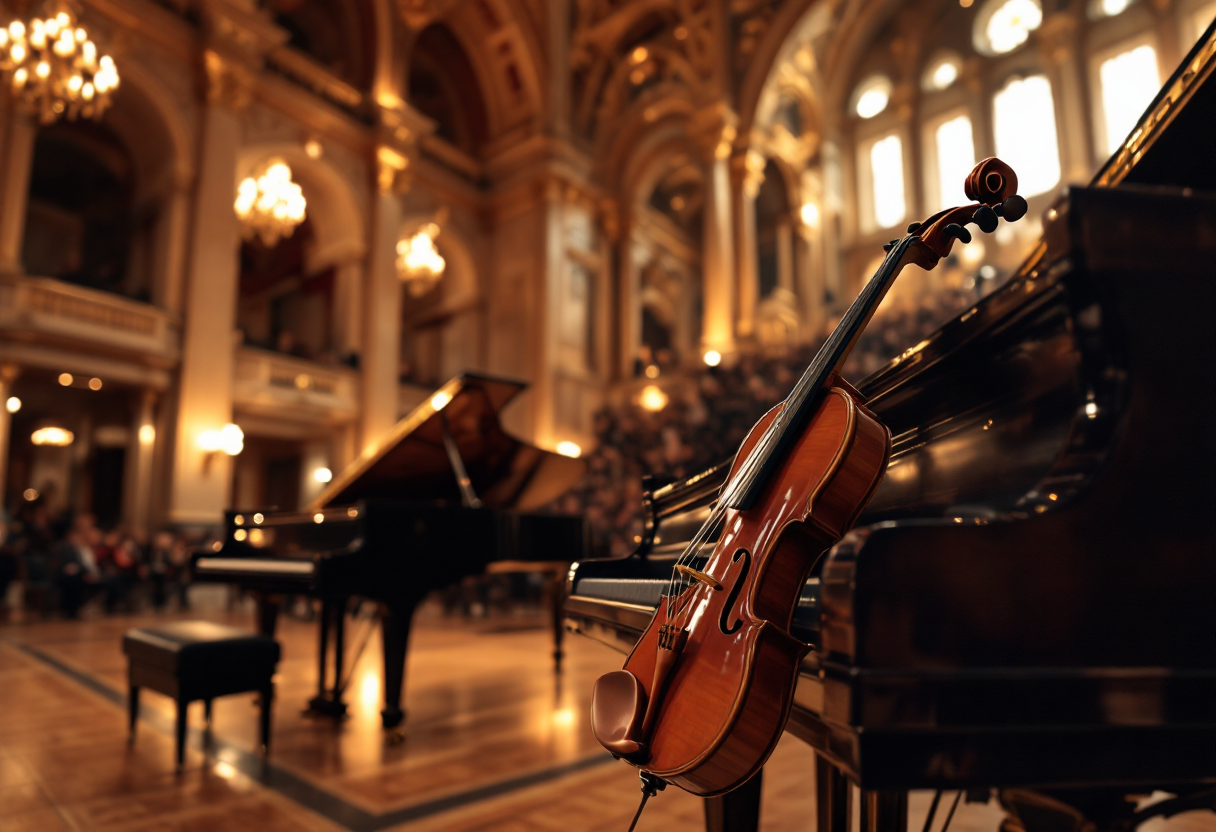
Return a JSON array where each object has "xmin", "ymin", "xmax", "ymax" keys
[{"xmin": 122, "ymin": 621, "xmax": 281, "ymax": 770}]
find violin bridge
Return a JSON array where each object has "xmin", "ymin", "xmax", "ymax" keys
[
  {"xmin": 657, "ymin": 623, "xmax": 688, "ymax": 653},
  {"xmin": 674, "ymin": 564, "xmax": 723, "ymax": 591}
]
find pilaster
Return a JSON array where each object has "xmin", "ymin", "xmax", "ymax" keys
[
  {"xmin": 0, "ymin": 111, "xmax": 36, "ymax": 275},
  {"xmin": 733, "ymin": 149, "xmax": 766, "ymax": 343},
  {"xmin": 1038, "ymin": 12, "xmax": 1093, "ymax": 182},
  {"xmin": 694, "ymin": 105, "xmax": 738, "ymax": 355}
]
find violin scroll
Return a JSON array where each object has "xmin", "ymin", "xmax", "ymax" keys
[{"xmin": 911, "ymin": 157, "xmax": 1028, "ymax": 261}]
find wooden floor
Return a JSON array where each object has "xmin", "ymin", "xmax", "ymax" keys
[{"xmin": 0, "ymin": 595, "xmax": 1212, "ymax": 832}]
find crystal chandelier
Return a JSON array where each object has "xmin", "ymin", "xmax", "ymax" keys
[
  {"xmin": 0, "ymin": 2, "xmax": 120, "ymax": 124},
  {"xmin": 396, "ymin": 223, "xmax": 446, "ymax": 297},
  {"xmin": 234, "ymin": 159, "xmax": 307, "ymax": 247}
]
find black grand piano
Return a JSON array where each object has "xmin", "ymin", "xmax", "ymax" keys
[
  {"xmin": 564, "ymin": 24, "xmax": 1216, "ymax": 832},
  {"xmin": 194, "ymin": 373, "xmax": 587, "ymax": 730}
]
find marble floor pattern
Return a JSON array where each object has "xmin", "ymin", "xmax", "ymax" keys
[{"xmin": 0, "ymin": 597, "xmax": 1212, "ymax": 832}]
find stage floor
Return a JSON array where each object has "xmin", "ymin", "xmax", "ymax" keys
[{"xmin": 0, "ymin": 598, "xmax": 1210, "ymax": 832}]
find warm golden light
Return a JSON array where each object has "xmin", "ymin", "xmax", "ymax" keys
[
  {"xmin": 138, "ymin": 424, "xmax": 155, "ymax": 444},
  {"xmin": 644, "ymin": 364, "xmax": 660, "ymax": 379},
  {"xmin": 304, "ymin": 138, "xmax": 323, "ymax": 159},
  {"xmin": 0, "ymin": 2, "xmax": 119, "ymax": 124},
  {"xmin": 5, "ymin": 396, "xmax": 20, "ymax": 413},
  {"xmin": 556, "ymin": 441, "xmax": 582, "ymax": 458},
  {"xmin": 313, "ymin": 466, "xmax": 333, "ymax": 483},
  {"xmin": 431, "ymin": 390, "xmax": 453, "ymax": 410},
  {"xmin": 638, "ymin": 385, "xmax": 669, "ymax": 412},
  {"xmin": 799, "ymin": 202, "xmax": 820, "ymax": 227},
  {"xmin": 31, "ymin": 426, "xmax": 74, "ymax": 446},
  {"xmin": 234, "ymin": 529, "xmax": 248, "ymax": 542},
  {"xmin": 396, "ymin": 223, "xmax": 446, "ymax": 296},
  {"xmin": 235, "ymin": 159, "xmax": 307, "ymax": 247},
  {"xmin": 58, "ymin": 372, "xmax": 72, "ymax": 386},
  {"xmin": 199, "ymin": 423, "xmax": 244, "ymax": 456},
  {"xmin": 703, "ymin": 350, "xmax": 723, "ymax": 367},
  {"xmin": 23, "ymin": 488, "xmax": 38, "ymax": 501},
  {"xmin": 313, "ymin": 513, "xmax": 324, "ymax": 524},
  {"xmin": 87, "ymin": 377, "xmax": 102, "ymax": 390}
]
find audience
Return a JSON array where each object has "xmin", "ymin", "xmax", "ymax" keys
[{"xmin": 0, "ymin": 503, "xmax": 196, "ymax": 621}]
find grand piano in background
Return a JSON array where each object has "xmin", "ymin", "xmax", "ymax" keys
[
  {"xmin": 194, "ymin": 373, "xmax": 587, "ymax": 730},
  {"xmin": 564, "ymin": 23, "xmax": 1216, "ymax": 832}
]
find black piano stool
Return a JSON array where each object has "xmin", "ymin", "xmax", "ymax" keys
[{"xmin": 122, "ymin": 621, "xmax": 281, "ymax": 769}]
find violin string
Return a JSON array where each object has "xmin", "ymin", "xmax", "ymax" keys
[{"xmin": 662, "ymin": 238, "xmax": 911, "ymax": 627}]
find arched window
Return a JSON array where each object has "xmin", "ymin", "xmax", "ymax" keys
[
  {"xmin": 993, "ymin": 75, "xmax": 1060, "ymax": 196},
  {"xmin": 852, "ymin": 76, "xmax": 892, "ymax": 119},
  {"xmin": 922, "ymin": 53, "xmax": 963, "ymax": 91},
  {"xmin": 1095, "ymin": 43, "xmax": 1160, "ymax": 155},
  {"xmin": 1088, "ymin": 0, "xmax": 1135, "ymax": 18},
  {"xmin": 864, "ymin": 134, "xmax": 907, "ymax": 229},
  {"xmin": 975, "ymin": 0, "xmax": 1043, "ymax": 55},
  {"xmin": 929, "ymin": 112, "xmax": 976, "ymax": 211}
]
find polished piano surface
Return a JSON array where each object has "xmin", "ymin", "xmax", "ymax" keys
[
  {"xmin": 194, "ymin": 373, "xmax": 587, "ymax": 729},
  {"xmin": 564, "ymin": 23, "xmax": 1216, "ymax": 830}
]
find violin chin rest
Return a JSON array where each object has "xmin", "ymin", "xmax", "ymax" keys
[{"xmin": 591, "ymin": 670, "xmax": 648, "ymax": 757}]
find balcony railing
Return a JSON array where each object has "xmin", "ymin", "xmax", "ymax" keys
[
  {"xmin": 0, "ymin": 274, "xmax": 180, "ymax": 364},
  {"xmin": 233, "ymin": 347, "xmax": 359, "ymax": 423}
]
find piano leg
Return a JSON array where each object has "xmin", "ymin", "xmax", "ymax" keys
[
  {"xmin": 816, "ymin": 753, "xmax": 851, "ymax": 832},
  {"xmin": 255, "ymin": 594, "xmax": 279, "ymax": 638},
  {"xmin": 547, "ymin": 570, "xmax": 565, "ymax": 673},
  {"xmin": 861, "ymin": 790, "xmax": 908, "ymax": 832},
  {"xmin": 380, "ymin": 599, "xmax": 417, "ymax": 732},
  {"xmin": 703, "ymin": 769, "xmax": 763, "ymax": 832},
  {"xmin": 307, "ymin": 599, "xmax": 349, "ymax": 718}
]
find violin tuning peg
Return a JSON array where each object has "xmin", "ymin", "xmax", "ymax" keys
[
  {"xmin": 944, "ymin": 223, "xmax": 972, "ymax": 244},
  {"xmin": 906, "ymin": 222, "xmax": 921, "ymax": 233},
  {"xmin": 882, "ymin": 240, "xmax": 897, "ymax": 252},
  {"xmin": 1000, "ymin": 194, "xmax": 1028, "ymax": 222},
  {"xmin": 972, "ymin": 205, "xmax": 998, "ymax": 234}
]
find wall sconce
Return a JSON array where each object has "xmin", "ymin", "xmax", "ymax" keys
[
  {"xmin": 799, "ymin": 202, "xmax": 820, "ymax": 228},
  {"xmin": 313, "ymin": 466, "xmax": 333, "ymax": 483},
  {"xmin": 199, "ymin": 423, "xmax": 243, "ymax": 471},
  {"xmin": 703, "ymin": 349, "xmax": 722, "ymax": 367},
  {"xmin": 396, "ymin": 222, "xmax": 446, "ymax": 297},
  {"xmin": 31, "ymin": 426, "xmax": 73, "ymax": 446}
]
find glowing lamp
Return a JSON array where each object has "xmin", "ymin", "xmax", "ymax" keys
[
  {"xmin": 31, "ymin": 426, "xmax": 73, "ymax": 446},
  {"xmin": 703, "ymin": 350, "xmax": 722, "ymax": 367},
  {"xmin": 556, "ymin": 441, "xmax": 582, "ymax": 458},
  {"xmin": 313, "ymin": 466, "xmax": 333, "ymax": 483},
  {"xmin": 638, "ymin": 385, "xmax": 669, "ymax": 412}
]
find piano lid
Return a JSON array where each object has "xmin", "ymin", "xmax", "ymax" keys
[
  {"xmin": 1092, "ymin": 17, "xmax": 1215, "ymax": 190},
  {"xmin": 308, "ymin": 372, "xmax": 586, "ymax": 512}
]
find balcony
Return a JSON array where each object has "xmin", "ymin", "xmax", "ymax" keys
[
  {"xmin": 0, "ymin": 274, "xmax": 180, "ymax": 378},
  {"xmin": 233, "ymin": 347, "xmax": 359, "ymax": 427}
]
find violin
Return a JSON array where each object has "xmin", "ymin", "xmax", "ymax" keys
[{"xmin": 590, "ymin": 158, "xmax": 1029, "ymax": 800}]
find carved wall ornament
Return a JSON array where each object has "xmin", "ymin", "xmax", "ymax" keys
[{"xmin": 203, "ymin": 49, "xmax": 255, "ymax": 112}]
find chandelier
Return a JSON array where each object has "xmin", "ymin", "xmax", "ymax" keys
[
  {"xmin": 0, "ymin": 2, "xmax": 120, "ymax": 124},
  {"xmin": 395, "ymin": 223, "xmax": 446, "ymax": 297},
  {"xmin": 234, "ymin": 159, "xmax": 307, "ymax": 247}
]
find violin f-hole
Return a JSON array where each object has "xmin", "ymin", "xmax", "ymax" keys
[{"xmin": 718, "ymin": 548, "xmax": 752, "ymax": 635}]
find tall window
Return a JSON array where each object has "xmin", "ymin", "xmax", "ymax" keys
[
  {"xmin": 1097, "ymin": 44, "xmax": 1160, "ymax": 156},
  {"xmin": 932, "ymin": 114, "xmax": 976, "ymax": 211},
  {"xmin": 993, "ymin": 75, "xmax": 1061, "ymax": 196},
  {"xmin": 976, "ymin": 0, "xmax": 1043, "ymax": 54},
  {"xmin": 868, "ymin": 134, "xmax": 906, "ymax": 229}
]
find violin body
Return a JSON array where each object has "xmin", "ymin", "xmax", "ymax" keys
[{"xmin": 593, "ymin": 384, "xmax": 890, "ymax": 796}]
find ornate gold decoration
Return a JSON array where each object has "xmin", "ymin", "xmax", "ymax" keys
[{"xmin": 203, "ymin": 49, "xmax": 254, "ymax": 112}]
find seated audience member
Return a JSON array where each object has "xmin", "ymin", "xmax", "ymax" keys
[{"xmin": 56, "ymin": 518, "xmax": 108, "ymax": 618}]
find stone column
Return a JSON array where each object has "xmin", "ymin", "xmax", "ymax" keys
[
  {"xmin": 1038, "ymin": 12, "xmax": 1093, "ymax": 183},
  {"xmin": 695, "ymin": 106, "xmax": 738, "ymax": 356},
  {"xmin": 332, "ymin": 258, "xmax": 364, "ymax": 360},
  {"xmin": 733, "ymin": 150, "xmax": 765, "ymax": 343},
  {"xmin": 0, "ymin": 364, "xmax": 19, "ymax": 515},
  {"xmin": 0, "ymin": 113, "xmax": 36, "ymax": 274},
  {"xmin": 776, "ymin": 221, "xmax": 795, "ymax": 294},
  {"xmin": 169, "ymin": 3, "xmax": 287, "ymax": 526},
  {"xmin": 124, "ymin": 390, "xmax": 158, "ymax": 533},
  {"xmin": 361, "ymin": 154, "xmax": 405, "ymax": 454},
  {"xmin": 152, "ymin": 176, "xmax": 193, "ymax": 315}
]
